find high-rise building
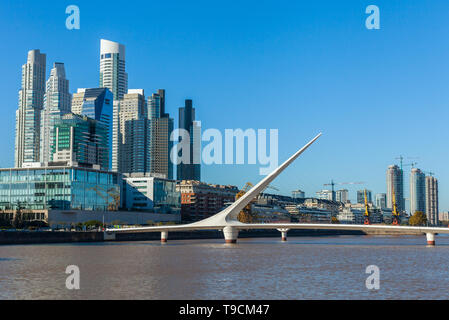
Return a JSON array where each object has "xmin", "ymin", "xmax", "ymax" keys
[
  {"xmin": 52, "ymin": 113, "xmax": 110, "ymax": 170},
  {"xmin": 116, "ymin": 89, "xmax": 150, "ymax": 173},
  {"xmin": 15, "ymin": 49, "xmax": 46, "ymax": 167},
  {"xmin": 335, "ymin": 189, "xmax": 349, "ymax": 203},
  {"xmin": 292, "ymin": 190, "xmax": 305, "ymax": 199},
  {"xmin": 357, "ymin": 189, "xmax": 372, "ymax": 204},
  {"xmin": 177, "ymin": 99, "xmax": 201, "ymax": 181},
  {"xmin": 375, "ymin": 193, "xmax": 387, "ymax": 209},
  {"xmin": 410, "ymin": 168, "xmax": 426, "ymax": 215},
  {"xmin": 71, "ymin": 88, "xmax": 113, "ymax": 169},
  {"xmin": 99, "ymin": 39, "xmax": 127, "ymax": 100},
  {"xmin": 425, "ymin": 176, "xmax": 439, "ymax": 225},
  {"xmin": 316, "ymin": 190, "xmax": 333, "ymax": 201},
  {"xmin": 386, "ymin": 165, "xmax": 405, "ymax": 212},
  {"xmin": 40, "ymin": 63, "xmax": 71, "ymax": 163},
  {"xmin": 148, "ymin": 90, "xmax": 174, "ymax": 179}
]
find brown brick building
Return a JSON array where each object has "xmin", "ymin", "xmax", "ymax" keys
[{"xmin": 176, "ymin": 180, "xmax": 239, "ymax": 221}]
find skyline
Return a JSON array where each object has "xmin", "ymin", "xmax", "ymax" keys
[{"xmin": 1, "ymin": 1, "xmax": 448, "ymax": 211}]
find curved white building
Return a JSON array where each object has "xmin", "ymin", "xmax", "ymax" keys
[{"xmin": 99, "ymin": 39, "xmax": 127, "ymax": 100}]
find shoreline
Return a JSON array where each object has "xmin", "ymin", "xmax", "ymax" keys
[{"xmin": 0, "ymin": 228, "xmax": 425, "ymax": 246}]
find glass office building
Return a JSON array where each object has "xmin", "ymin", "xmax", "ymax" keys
[
  {"xmin": 122, "ymin": 174, "xmax": 180, "ymax": 213},
  {"xmin": 71, "ymin": 88, "xmax": 113, "ymax": 169},
  {"xmin": 0, "ymin": 166, "xmax": 119, "ymax": 211},
  {"xmin": 52, "ymin": 113, "xmax": 109, "ymax": 170}
]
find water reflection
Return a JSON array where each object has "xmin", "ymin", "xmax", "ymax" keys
[{"xmin": 0, "ymin": 235, "xmax": 448, "ymax": 299}]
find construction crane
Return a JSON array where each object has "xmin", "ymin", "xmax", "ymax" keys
[
  {"xmin": 236, "ymin": 182, "xmax": 254, "ymax": 223},
  {"xmin": 402, "ymin": 162, "xmax": 418, "ymax": 170},
  {"xmin": 234, "ymin": 182, "xmax": 279, "ymax": 223},
  {"xmin": 262, "ymin": 184, "xmax": 279, "ymax": 193},
  {"xmin": 391, "ymin": 187, "xmax": 401, "ymax": 225},
  {"xmin": 396, "ymin": 155, "xmax": 419, "ymax": 171},
  {"xmin": 423, "ymin": 170, "xmax": 435, "ymax": 177},
  {"xmin": 363, "ymin": 189, "xmax": 370, "ymax": 225},
  {"xmin": 323, "ymin": 180, "xmax": 365, "ymax": 201}
]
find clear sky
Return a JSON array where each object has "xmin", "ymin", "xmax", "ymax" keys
[{"xmin": 0, "ymin": 0, "xmax": 448, "ymax": 211}]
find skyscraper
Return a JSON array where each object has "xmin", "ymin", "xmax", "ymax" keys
[
  {"xmin": 357, "ymin": 189, "xmax": 372, "ymax": 204},
  {"xmin": 335, "ymin": 189, "xmax": 348, "ymax": 203},
  {"xmin": 116, "ymin": 89, "xmax": 150, "ymax": 173},
  {"xmin": 425, "ymin": 176, "xmax": 439, "ymax": 225},
  {"xmin": 71, "ymin": 88, "xmax": 113, "ymax": 169},
  {"xmin": 410, "ymin": 168, "xmax": 426, "ymax": 214},
  {"xmin": 375, "ymin": 193, "xmax": 387, "ymax": 208},
  {"xmin": 15, "ymin": 49, "xmax": 46, "ymax": 167},
  {"xmin": 177, "ymin": 99, "xmax": 201, "ymax": 181},
  {"xmin": 40, "ymin": 62, "xmax": 71, "ymax": 163},
  {"xmin": 386, "ymin": 165, "xmax": 405, "ymax": 213},
  {"xmin": 99, "ymin": 39, "xmax": 127, "ymax": 100},
  {"xmin": 148, "ymin": 90, "xmax": 174, "ymax": 179}
]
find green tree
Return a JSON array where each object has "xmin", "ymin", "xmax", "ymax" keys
[{"xmin": 409, "ymin": 211, "xmax": 427, "ymax": 226}]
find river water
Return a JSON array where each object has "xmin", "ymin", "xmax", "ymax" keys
[{"xmin": 1, "ymin": 235, "xmax": 448, "ymax": 300}]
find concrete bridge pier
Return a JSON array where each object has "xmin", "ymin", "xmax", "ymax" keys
[
  {"xmin": 161, "ymin": 231, "xmax": 168, "ymax": 243},
  {"xmin": 223, "ymin": 226, "xmax": 239, "ymax": 243},
  {"xmin": 426, "ymin": 233, "xmax": 435, "ymax": 246},
  {"xmin": 277, "ymin": 228, "xmax": 289, "ymax": 241}
]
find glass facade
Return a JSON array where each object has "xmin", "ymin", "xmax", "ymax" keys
[
  {"xmin": 0, "ymin": 167, "xmax": 119, "ymax": 211},
  {"xmin": 52, "ymin": 113, "xmax": 109, "ymax": 170}
]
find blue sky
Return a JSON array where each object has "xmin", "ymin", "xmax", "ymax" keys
[{"xmin": 0, "ymin": 0, "xmax": 448, "ymax": 211}]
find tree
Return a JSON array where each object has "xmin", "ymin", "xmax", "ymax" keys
[
  {"xmin": 331, "ymin": 216, "xmax": 340, "ymax": 224},
  {"xmin": 409, "ymin": 211, "xmax": 427, "ymax": 226},
  {"xmin": 83, "ymin": 220, "xmax": 103, "ymax": 230},
  {"xmin": 12, "ymin": 202, "xmax": 24, "ymax": 229},
  {"xmin": 0, "ymin": 213, "xmax": 12, "ymax": 228}
]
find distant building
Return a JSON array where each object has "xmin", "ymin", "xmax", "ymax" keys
[
  {"xmin": 292, "ymin": 190, "xmax": 305, "ymax": 199},
  {"xmin": 15, "ymin": 49, "xmax": 46, "ymax": 167},
  {"xmin": 357, "ymin": 189, "xmax": 372, "ymax": 204},
  {"xmin": 316, "ymin": 189, "xmax": 333, "ymax": 201},
  {"xmin": 40, "ymin": 62, "xmax": 71, "ymax": 164},
  {"xmin": 335, "ymin": 189, "xmax": 349, "ymax": 203},
  {"xmin": 176, "ymin": 180, "xmax": 239, "ymax": 221},
  {"xmin": 293, "ymin": 206, "xmax": 332, "ymax": 223},
  {"xmin": 386, "ymin": 165, "xmax": 405, "ymax": 212},
  {"xmin": 116, "ymin": 89, "xmax": 150, "ymax": 174},
  {"xmin": 338, "ymin": 203, "xmax": 383, "ymax": 224},
  {"xmin": 148, "ymin": 90, "xmax": 174, "ymax": 179},
  {"xmin": 177, "ymin": 99, "xmax": 201, "ymax": 181},
  {"xmin": 303, "ymin": 198, "xmax": 341, "ymax": 215},
  {"xmin": 410, "ymin": 168, "xmax": 426, "ymax": 214},
  {"xmin": 337, "ymin": 208, "xmax": 365, "ymax": 224},
  {"xmin": 425, "ymin": 176, "xmax": 439, "ymax": 225},
  {"xmin": 375, "ymin": 193, "xmax": 387, "ymax": 209},
  {"xmin": 122, "ymin": 173, "xmax": 180, "ymax": 214},
  {"xmin": 439, "ymin": 211, "xmax": 449, "ymax": 222}
]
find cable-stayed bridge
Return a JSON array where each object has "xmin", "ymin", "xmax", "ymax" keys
[{"xmin": 106, "ymin": 133, "xmax": 448, "ymax": 246}]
